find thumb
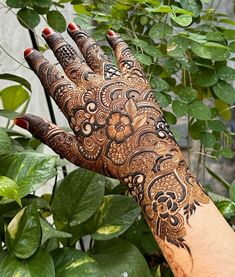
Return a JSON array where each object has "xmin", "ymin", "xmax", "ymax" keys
[{"xmin": 14, "ymin": 114, "xmax": 83, "ymax": 166}]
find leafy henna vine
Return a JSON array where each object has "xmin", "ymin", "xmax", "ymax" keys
[{"xmin": 16, "ymin": 24, "xmax": 210, "ymax": 255}]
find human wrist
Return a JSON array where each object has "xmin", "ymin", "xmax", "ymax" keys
[{"xmin": 121, "ymin": 145, "xmax": 210, "ymax": 254}]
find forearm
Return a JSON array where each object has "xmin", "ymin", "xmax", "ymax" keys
[{"xmin": 121, "ymin": 144, "xmax": 235, "ymax": 276}]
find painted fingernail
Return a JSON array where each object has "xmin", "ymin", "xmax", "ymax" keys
[
  {"xmin": 42, "ymin": 27, "xmax": 54, "ymax": 37},
  {"xmin": 68, "ymin": 22, "xmax": 79, "ymax": 31},
  {"xmin": 107, "ymin": 30, "xmax": 116, "ymax": 37},
  {"xmin": 14, "ymin": 117, "xmax": 29, "ymax": 130},
  {"xmin": 24, "ymin": 48, "xmax": 33, "ymax": 57}
]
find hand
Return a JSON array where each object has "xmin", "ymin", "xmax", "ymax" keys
[
  {"xmin": 15, "ymin": 23, "xmax": 178, "ymax": 182},
  {"xmin": 15, "ymin": 23, "xmax": 210, "ymax": 258}
]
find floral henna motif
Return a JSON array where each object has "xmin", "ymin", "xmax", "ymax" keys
[
  {"xmin": 106, "ymin": 112, "xmax": 133, "ymax": 143},
  {"xmin": 124, "ymin": 173, "xmax": 145, "ymax": 204},
  {"xmin": 21, "ymin": 25, "xmax": 210, "ymax": 257}
]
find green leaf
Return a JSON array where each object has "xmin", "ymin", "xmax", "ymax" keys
[
  {"xmin": 33, "ymin": 5, "xmax": 50, "ymax": 15},
  {"xmin": 215, "ymin": 99, "xmax": 232, "ymax": 121},
  {"xmin": 146, "ymin": 5, "xmax": 173, "ymax": 13},
  {"xmin": 220, "ymin": 18, "xmax": 235, "ymax": 26},
  {"xmin": 155, "ymin": 92, "xmax": 171, "ymax": 108},
  {"xmin": 167, "ymin": 36, "xmax": 188, "ymax": 57},
  {"xmin": 0, "ymin": 110, "xmax": 20, "ymax": 120},
  {"xmin": 52, "ymin": 248, "xmax": 102, "ymax": 277},
  {"xmin": 0, "ymin": 128, "xmax": 12, "ymax": 155},
  {"xmin": 140, "ymin": 16, "xmax": 148, "ymax": 25},
  {"xmin": 0, "ymin": 74, "xmax": 31, "ymax": 92},
  {"xmin": 6, "ymin": 0, "xmax": 29, "ymax": 8},
  {"xmin": 186, "ymin": 32, "xmax": 207, "ymax": 43},
  {"xmin": 17, "ymin": 8, "xmax": 40, "ymax": 29},
  {"xmin": 90, "ymin": 195, "xmax": 140, "ymax": 240},
  {"xmin": 200, "ymin": 132, "xmax": 216, "ymax": 148},
  {"xmin": 189, "ymin": 120, "xmax": 207, "ymax": 139},
  {"xmin": 220, "ymin": 148, "xmax": 234, "ymax": 159},
  {"xmin": 216, "ymin": 200, "xmax": 235, "ymax": 219},
  {"xmin": 0, "ymin": 85, "xmax": 29, "ymax": 111},
  {"xmin": 132, "ymin": 38, "xmax": 149, "ymax": 48},
  {"xmin": 191, "ymin": 42, "xmax": 230, "ymax": 61},
  {"xmin": 170, "ymin": 14, "xmax": 192, "ymax": 27},
  {"xmin": 163, "ymin": 111, "xmax": 177, "ymax": 125},
  {"xmin": 208, "ymin": 120, "xmax": 225, "ymax": 131},
  {"xmin": 40, "ymin": 218, "xmax": 71, "ymax": 245},
  {"xmin": 171, "ymin": 127, "xmax": 182, "ymax": 142},
  {"xmin": 151, "ymin": 78, "xmax": 169, "ymax": 92},
  {"xmin": 6, "ymin": 204, "xmax": 41, "ymax": 258},
  {"xmin": 172, "ymin": 100, "xmax": 188, "ymax": 117},
  {"xmin": 0, "ymin": 176, "xmax": 21, "ymax": 206},
  {"xmin": 229, "ymin": 41, "xmax": 235, "ymax": 53},
  {"xmin": 0, "ymin": 152, "xmax": 57, "ymax": 197},
  {"xmin": 206, "ymin": 31, "xmax": 223, "ymax": 42},
  {"xmin": 179, "ymin": 0, "xmax": 202, "ymax": 17},
  {"xmin": 134, "ymin": 53, "xmax": 152, "ymax": 65},
  {"xmin": 146, "ymin": 5, "xmax": 193, "ymax": 15},
  {"xmin": 144, "ymin": 45, "xmax": 163, "ymax": 58},
  {"xmin": 92, "ymin": 239, "xmax": 152, "ymax": 277},
  {"xmin": 53, "ymin": 168, "xmax": 105, "ymax": 228},
  {"xmin": 188, "ymin": 100, "xmax": 212, "ymax": 120},
  {"xmin": 223, "ymin": 29, "xmax": 235, "ymax": 40},
  {"xmin": 149, "ymin": 22, "xmax": 173, "ymax": 40},
  {"xmin": 217, "ymin": 66, "xmax": 235, "ymax": 81},
  {"xmin": 73, "ymin": 4, "xmax": 90, "ymax": 14},
  {"xmin": 47, "ymin": 11, "xmax": 66, "ymax": 32},
  {"xmin": 178, "ymin": 86, "xmax": 197, "ymax": 103},
  {"xmin": 33, "ymin": 0, "xmax": 53, "ymax": 8},
  {"xmin": 229, "ymin": 180, "xmax": 235, "ymax": 202},
  {"xmin": 0, "ymin": 249, "xmax": 55, "ymax": 277},
  {"xmin": 213, "ymin": 81, "xmax": 235, "ymax": 105},
  {"xmin": 52, "ymin": 239, "xmax": 151, "ymax": 277},
  {"xmin": 196, "ymin": 70, "xmax": 218, "ymax": 87},
  {"xmin": 121, "ymin": 216, "xmax": 159, "ymax": 255},
  {"xmin": 74, "ymin": 14, "xmax": 95, "ymax": 30}
]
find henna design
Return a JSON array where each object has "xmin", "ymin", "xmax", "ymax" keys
[
  {"xmin": 22, "ymin": 26, "xmax": 210, "ymax": 258},
  {"xmin": 124, "ymin": 173, "xmax": 145, "ymax": 204},
  {"xmin": 106, "ymin": 112, "xmax": 133, "ymax": 143}
]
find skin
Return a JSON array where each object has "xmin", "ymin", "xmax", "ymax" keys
[{"xmin": 15, "ymin": 24, "xmax": 235, "ymax": 276}]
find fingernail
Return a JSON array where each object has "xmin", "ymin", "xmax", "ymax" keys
[
  {"xmin": 68, "ymin": 22, "xmax": 79, "ymax": 31},
  {"xmin": 107, "ymin": 30, "xmax": 116, "ymax": 37},
  {"xmin": 24, "ymin": 48, "xmax": 33, "ymax": 57},
  {"xmin": 42, "ymin": 27, "xmax": 55, "ymax": 37},
  {"xmin": 14, "ymin": 117, "xmax": 29, "ymax": 130}
]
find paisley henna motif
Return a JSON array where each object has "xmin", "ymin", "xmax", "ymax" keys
[{"xmin": 21, "ymin": 25, "xmax": 210, "ymax": 257}]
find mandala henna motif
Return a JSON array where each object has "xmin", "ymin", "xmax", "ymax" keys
[{"xmin": 21, "ymin": 25, "xmax": 210, "ymax": 258}]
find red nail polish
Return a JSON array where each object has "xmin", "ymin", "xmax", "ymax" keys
[
  {"xmin": 107, "ymin": 30, "xmax": 116, "ymax": 37},
  {"xmin": 68, "ymin": 22, "xmax": 78, "ymax": 31},
  {"xmin": 14, "ymin": 118, "xmax": 29, "ymax": 130},
  {"xmin": 42, "ymin": 27, "xmax": 54, "ymax": 37},
  {"xmin": 24, "ymin": 48, "xmax": 33, "ymax": 57}
]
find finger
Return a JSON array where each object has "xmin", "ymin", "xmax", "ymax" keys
[
  {"xmin": 24, "ymin": 48, "xmax": 77, "ymax": 117},
  {"xmin": 14, "ymin": 115, "xmax": 85, "ymax": 167},
  {"xmin": 67, "ymin": 23, "xmax": 121, "ymax": 80},
  {"xmin": 106, "ymin": 30, "xmax": 147, "ymax": 84},
  {"xmin": 42, "ymin": 27, "xmax": 96, "ymax": 84}
]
